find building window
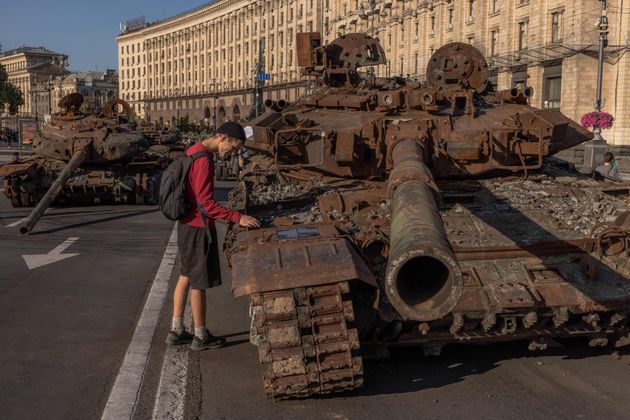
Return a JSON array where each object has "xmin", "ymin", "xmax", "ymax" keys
[
  {"xmin": 490, "ymin": 30, "xmax": 498, "ymax": 56},
  {"xmin": 551, "ymin": 11, "xmax": 563, "ymax": 43},
  {"xmin": 468, "ymin": 0, "xmax": 475, "ymax": 20},
  {"xmin": 492, "ymin": 0, "xmax": 500, "ymax": 14},
  {"xmin": 448, "ymin": 9, "xmax": 453, "ymax": 29},
  {"xmin": 544, "ymin": 76, "xmax": 561, "ymax": 109},
  {"xmin": 518, "ymin": 20, "xmax": 528, "ymax": 50},
  {"xmin": 430, "ymin": 16, "xmax": 435, "ymax": 35}
]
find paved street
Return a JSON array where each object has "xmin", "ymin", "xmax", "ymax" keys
[
  {"xmin": 0, "ymin": 190, "xmax": 174, "ymax": 419},
  {"xmin": 0, "ymin": 183, "xmax": 629, "ymax": 420}
]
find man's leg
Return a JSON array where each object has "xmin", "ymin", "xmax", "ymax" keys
[
  {"xmin": 165, "ymin": 275, "xmax": 194, "ymax": 345},
  {"xmin": 190, "ymin": 288, "xmax": 206, "ymax": 333},
  {"xmin": 171, "ymin": 274, "xmax": 190, "ymax": 332},
  {"xmin": 190, "ymin": 288, "xmax": 226, "ymax": 350}
]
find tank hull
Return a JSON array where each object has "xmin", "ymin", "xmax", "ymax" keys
[
  {"xmin": 222, "ymin": 34, "xmax": 630, "ymax": 399},
  {"xmin": 1, "ymin": 154, "xmax": 167, "ymax": 207}
]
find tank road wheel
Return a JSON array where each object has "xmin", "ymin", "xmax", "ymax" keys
[{"xmin": 250, "ymin": 282, "xmax": 363, "ymax": 400}]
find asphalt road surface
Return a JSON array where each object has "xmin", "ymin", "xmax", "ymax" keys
[
  {"xmin": 0, "ymin": 192, "xmax": 174, "ymax": 419},
  {"xmin": 0, "ymin": 182, "xmax": 629, "ymax": 420}
]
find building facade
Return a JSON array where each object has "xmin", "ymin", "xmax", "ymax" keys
[
  {"xmin": 32, "ymin": 70, "xmax": 118, "ymax": 117},
  {"xmin": 116, "ymin": 0, "xmax": 322, "ymax": 126},
  {"xmin": 0, "ymin": 46, "xmax": 69, "ymax": 116},
  {"xmin": 117, "ymin": 0, "xmax": 630, "ymax": 145}
]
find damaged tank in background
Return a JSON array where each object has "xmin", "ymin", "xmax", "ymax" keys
[
  {"xmin": 0, "ymin": 94, "xmax": 184, "ymax": 234},
  {"xmin": 224, "ymin": 32, "xmax": 630, "ymax": 400}
]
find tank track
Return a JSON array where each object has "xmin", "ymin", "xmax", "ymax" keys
[{"xmin": 250, "ymin": 282, "xmax": 363, "ymax": 400}]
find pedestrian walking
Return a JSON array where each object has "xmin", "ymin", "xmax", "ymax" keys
[{"xmin": 165, "ymin": 121, "xmax": 260, "ymax": 350}]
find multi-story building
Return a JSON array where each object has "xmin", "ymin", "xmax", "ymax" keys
[
  {"xmin": 116, "ymin": 0, "xmax": 322, "ymax": 126},
  {"xmin": 32, "ymin": 70, "xmax": 119, "ymax": 117},
  {"xmin": 0, "ymin": 46, "xmax": 69, "ymax": 116},
  {"xmin": 117, "ymin": 0, "xmax": 630, "ymax": 145}
]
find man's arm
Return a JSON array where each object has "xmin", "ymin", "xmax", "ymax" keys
[{"xmin": 189, "ymin": 156, "xmax": 241, "ymax": 224}]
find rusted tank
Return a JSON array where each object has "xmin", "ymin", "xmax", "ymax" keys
[
  {"xmin": 0, "ymin": 94, "xmax": 183, "ymax": 234},
  {"xmin": 224, "ymin": 33, "xmax": 630, "ymax": 399}
]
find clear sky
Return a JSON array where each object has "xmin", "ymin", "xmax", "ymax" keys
[{"xmin": 0, "ymin": 1, "xmax": 212, "ymax": 72}]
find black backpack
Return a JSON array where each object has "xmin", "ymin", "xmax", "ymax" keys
[{"xmin": 159, "ymin": 151, "xmax": 210, "ymax": 220}]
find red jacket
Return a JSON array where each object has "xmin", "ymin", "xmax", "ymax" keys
[{"xmin": 181, "ymin": 142, "xmax": 241, "ymax": 228}]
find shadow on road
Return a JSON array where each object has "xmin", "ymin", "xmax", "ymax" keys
[
  {"xmin": 31, "ymin": 208, "xmax": 159, "ymax": 235},
  {"xmin": 348, "ymin": 339, "xmax": 614, "ymax": 398}
]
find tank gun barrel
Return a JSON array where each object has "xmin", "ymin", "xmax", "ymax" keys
[
  {"xmin": 19, "ymin": 149, "xmax": 87, "ymax": 235},
  {"xmin": 384, "ymin": 140, "xmax": 463, "ymax": 321},
  {"xmin": 264, "ymin": 99, "xmax": 280, "ymax": 112},
  {"xmin": 277, "ymin": 99, "xmax": 291, "ymax": 110}
]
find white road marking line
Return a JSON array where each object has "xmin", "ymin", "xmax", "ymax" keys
[
  {"xmin": 7, "ymin": 217, "xmax": 27, "ymax": 228},
  {"xmin": 101, "ymin": 223, "xmax": 178, "ymax": 420},
  {"xmin": 152, "ymin": 308, "xmax": 191, "ymax": 420},
  {"xmin": 22, "ymin": 237, "xmax": 80, "ymax": 269}
]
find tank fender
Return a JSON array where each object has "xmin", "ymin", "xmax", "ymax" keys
[{"xmin": 230, "ymin": 224, "xmax": 377, "ymax": 298}]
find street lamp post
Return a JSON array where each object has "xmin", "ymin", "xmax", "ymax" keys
[
  {"xmin": 208, "ymin": 78, "xmax": 218, "ymax": 132},
  {"xmin": 593, "ymin": 0, "xmax": 609, "ymax": 141},
  {"xmin": 358, "ymin": 0, "xmax": 386, "ymax": 77},
  {"xmin": 47, "ymin": 75, "xmax": 53, "ymax": 117},
  {"xmin": 584, "ymin": 0, "xmax": 609, "ymax": 170}
]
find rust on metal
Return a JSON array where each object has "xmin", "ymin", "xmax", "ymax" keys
[
  {"xmin": 1, "ymin": 94, "xmax": 183, "ymax": 232},
  {"xmin": 223, "ymin": 32, "xmax": 630, "ymax": 399}
]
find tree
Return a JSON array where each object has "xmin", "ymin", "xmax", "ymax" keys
[{"xmin": 0, "ymin": 64, "xmax": 24, "ymax": 115}]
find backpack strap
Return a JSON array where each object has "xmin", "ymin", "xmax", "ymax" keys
[
  {"xmin": 189, "ymin": 150, "xmax": 215, "ymax": 242},
  {"xmin": 190, "ymin": 150, "xmax": 212, "ymax": 161}
]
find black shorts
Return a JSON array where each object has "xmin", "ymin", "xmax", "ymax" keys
[{"xmin": 178, "ymin": 222, "xmax": 221, "ymax": 289}]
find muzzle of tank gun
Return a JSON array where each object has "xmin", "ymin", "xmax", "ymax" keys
[
  {"xmin": 277, "ymin": 99, "xmax": 291, "ymax": 110},
  {"xmin": 497, "ymin": 86, "xmax": 533, "ymax": 104},
  {"xmin": 264, "ymin": 99, "xmax": 281, "ymax": 112},
  {"xmin": 19, "ymin": 149, "xmax": 87, "ymax": 235},
  {"xmin": 384, "ymin": 140, "xmax": 463, "ymax": 321}
]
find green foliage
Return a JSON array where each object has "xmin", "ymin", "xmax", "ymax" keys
[
  {"xmin": 176, "ymin": 116, "xmax": 190, "ymax": 132},
  {"xmin": 0, "ymin": 64, "xmax": 24, "ymax": 115}
]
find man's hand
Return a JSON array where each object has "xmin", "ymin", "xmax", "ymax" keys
[{"xmin": 239, "ymin": 214, "xmax": 261, "ymax": 229}]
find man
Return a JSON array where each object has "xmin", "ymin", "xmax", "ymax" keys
[
  {"xmin": 595, "ymin": 152, "xmax": 619, "ymax": 181},
  {"xmin": 167, "ymin": 121, "xmax": 260, "ymax": 350}
]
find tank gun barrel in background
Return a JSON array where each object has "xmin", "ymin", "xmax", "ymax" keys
[
  {"xmin": 264, "ymin": 99, "xmax": 280, "ymax": 112},
  {"xmin": 19, "ymin": 149, "xmax": 87, "ymax": 235},
  {"xmin": 277, "ymin": 99, "xmax": 291, "ymax": 110},
  {"xmin": 384, "ymin": 140, "xmax": 463, "ymax": 321}
]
